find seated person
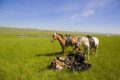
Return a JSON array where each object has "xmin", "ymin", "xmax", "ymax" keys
[
  {"xmin": 65, "ymin": 51, "xmax": 75, "ymax": 67},
  {"xmin": 75, "ymin": 48, "xmax": 85, "ymax": 64},
  {"xmin": 73, "ymin": 48, "xmax": 92, "ymax": 71}
]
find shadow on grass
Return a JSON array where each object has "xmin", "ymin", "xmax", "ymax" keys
[{"xmin": 35, "ymin": 52, "xmax": 62, "ymax": 57}]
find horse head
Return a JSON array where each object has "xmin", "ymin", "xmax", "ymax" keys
[{"xmin": 51, "ymin": 33, "xmax": 58, "ymax": 43}]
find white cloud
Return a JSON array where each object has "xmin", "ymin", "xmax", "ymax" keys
[
  {"xmin": 69, "ymin": 14, "xmax": 80, "ymax": 20},
  {"xmin": 69, "ymin": 0, "xmax": 114, "ymax": 20},
  {"xmin": 82, "ymin": 10, "xmax": 94, "ymax": 16},
  {"xmin": 51, "ymin": 0, "xmax": 114, "ymax": 20},
  {"xmin": 82, "ymin": 0, "xmax": 113, "ymax": 16},
  {"xmin": 69, "ymin": 10, "xmax": 94, "ymax": 20}
]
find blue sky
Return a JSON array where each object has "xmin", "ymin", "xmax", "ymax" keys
[{"xmin": 0, "ymin": 0, "xmax": 120, "ymax": 34}]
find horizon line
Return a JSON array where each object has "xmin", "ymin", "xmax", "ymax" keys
[{"xmin": 0, "ymin": 25, "xmax": 120, "ymax": 35}]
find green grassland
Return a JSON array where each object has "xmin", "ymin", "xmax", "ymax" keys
[{"xmin": 0, "ymin": 27, "xmax": 120, "ymax": 80}]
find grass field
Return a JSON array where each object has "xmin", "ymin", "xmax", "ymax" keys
[{"xmin": 0, "ymin": 27, "xmax": 120, "ymax": 80}]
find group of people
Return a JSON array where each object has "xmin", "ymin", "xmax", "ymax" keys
[
  {"xmin": 48, "ymin": 47, "xmax": 92, "ymax": 71},
  {"xmin": 65, "ymin": 47, "xmax": 91, "ymax": 71}
]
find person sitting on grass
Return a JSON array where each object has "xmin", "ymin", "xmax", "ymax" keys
[
  {"xmin": 75, "ymin": 48, "xmax": 85, "ymax": 64},
  {"xmin": 73, "ymin": 47, "xmax": 92, "ymax": 71}
]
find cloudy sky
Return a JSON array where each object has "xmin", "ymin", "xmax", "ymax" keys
[{"xmin": 0, "ymin": 0, "xmax": 120, "ymax": 34}]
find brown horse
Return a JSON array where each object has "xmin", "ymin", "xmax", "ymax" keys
[{"xmin": 51, "ymin": 33, "xmax": 78, "ymax": 53}]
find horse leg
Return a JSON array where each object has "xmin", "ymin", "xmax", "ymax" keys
[
  {"xmin": 90, "ymin": 48, "xmax": 92, "ymax": 54},
  {"xmin": 62, "ymin": 49, "xmax": 64, "ymax": 53},
  {"xmin": 62, "ymin": 47, "xmax": 64, "ymax": 53},
  {"xmin": 94, "ymin": 46, "xmax": 98, "ymax": 57},
  {"xmin": 87, "ymin": 47, "xmax": 90, "ymax": 60},
  {"xmin": 61, "ymin": 46, "xmax": 64, "ymax": 53},
  {"xmin": 84, "ymin": 47, "xmax": 89, "ymax": 60},
  {"xmin": 62, "ymin": 46, "xmax": 66, "ymax": 57}
]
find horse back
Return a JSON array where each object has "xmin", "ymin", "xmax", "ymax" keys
[
  {"xmin": 92, "ymin": 37, "xmax": 99, "ymax": 46},
  {"xmin": 71, "ymin": 36, "xmax": 78, "ymax": 44}
]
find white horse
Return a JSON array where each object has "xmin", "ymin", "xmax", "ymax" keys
[{"xmin": 78, "ymin": 36, "xmax": 99, "ymax": 59}]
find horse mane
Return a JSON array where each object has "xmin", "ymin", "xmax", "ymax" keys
[{"xmin": 57, "ymin": 33, "xmax": 64, "ymax": 39}]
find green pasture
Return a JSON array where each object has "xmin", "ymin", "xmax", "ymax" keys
[{"xmin": 0, "ymin": 27, "xmax": 120, "ymax": 80}]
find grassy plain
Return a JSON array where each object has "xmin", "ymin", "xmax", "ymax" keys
[{"xmin": 0, "ymin": 27, "xmax": 120, "ymax": 80}]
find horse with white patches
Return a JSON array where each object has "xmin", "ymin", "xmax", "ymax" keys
[{"xmin": 77, "ymin": 36, "xmax": 99, "ymax": 59}]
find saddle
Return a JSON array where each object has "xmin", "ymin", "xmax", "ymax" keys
[
  {"xmin": 88, "ymin": 37, "xmax": 95, "ymax": 48},
  {"xmin": 66, "ymin": 37, "xmax": 72, "ymax": 46}
]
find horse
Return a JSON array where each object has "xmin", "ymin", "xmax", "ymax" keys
[
  {"xmin": 51, "ymin": 33, "xmax": 78, "ymax": 54},
  {"xmin": 78, "ymin": 36, "xmax": 99, "ymax": 59},
  {"xmin": 51, "ymin": 33, "xmax": 99, "ymax": 60}
]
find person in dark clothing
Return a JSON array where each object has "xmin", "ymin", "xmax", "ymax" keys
[
  {"xmin": 65, "ymin": 34, "xmax": 72, "ymax": 46},
  {"xmin": 87, "ymin": 35, "xmax": 95, "ymax": 49},
  {"xmin": 75, "ymin": 48, "xmax": 85, "ymax": 64},
  {"xmin": 72, "ymin": 48, "xmax": 92, "ymax": 71},
  {"xmin": 67, "ymin": 35, "xmax": 72, "ymax": 45}
]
